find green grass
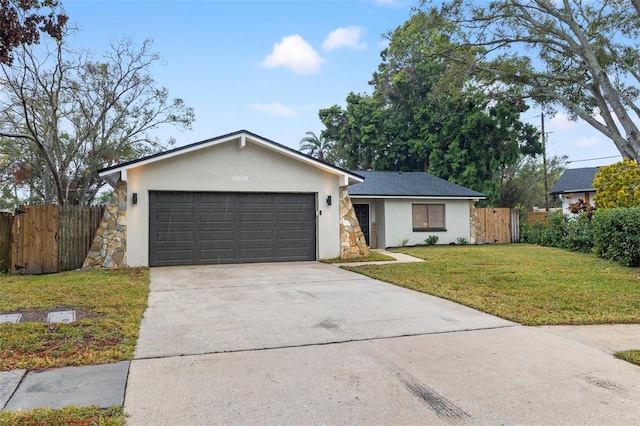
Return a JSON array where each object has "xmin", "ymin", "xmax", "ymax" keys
[
  {"xmin": 321, "ymin": 251, "xmax": 396, "ymax": 263},
  {"xmin": 615, "ymin": 350, "xmax": 640, "ymax": 366},
  {"xmin": 0, "ymin": 405, "xmax": 126, "ymax": 426},
  {"xmin": 0, "ymin": 268, "xmax": 149, "ymax": 371},
  {"xmin": 344, "ymin": 244, "xmax": 640, "ymax": 325}
]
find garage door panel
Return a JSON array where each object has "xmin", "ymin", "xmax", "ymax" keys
[
  {"xmin": 239, "ymin": 211, "xmax": 274, "ymax": 222},
  {"xmin": 155, "ymin": 231, "xmax": 195, "ymax": 242},
  {"xmin": 155, "ymin": 192, "xmax": 194, "ymax": 204},
  {"xmin": 199, "ymin": 212, "xmax": 235, "ymax": 223},
  {"xmin": 155, "ymin": 212, "xmax": 194, "ymax": 223},
  {"xmin": 277, "ymin": 230, "xmax": 313, "ymax": 240},
  {"xmin": 238, "ymin": 229, "xmax": 275, "ymax": 239},
  {"xmin": 199, "ymin": 230, "xmax": 235, "ymax": 241},
  {"xmin": 155, "ymin": 249, "xmax": 195, "ymax": 262}
]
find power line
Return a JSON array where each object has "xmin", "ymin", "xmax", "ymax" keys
[{"xmin": 567, "ymin": 155, "xmax": 622, "ymax": 163}]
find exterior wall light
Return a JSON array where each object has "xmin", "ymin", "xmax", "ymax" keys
[{"xmin": 326, "ymin": 195, "xmax": 332, "ymax": 206}]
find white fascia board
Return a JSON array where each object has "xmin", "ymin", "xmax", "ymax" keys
[
  {"xmin": 558, "ymin": 188, "xmax": 595, "ymax": 194},
  {"xmin": 349, "ymin": 195, "xmax": 485, "ymax": 201}
]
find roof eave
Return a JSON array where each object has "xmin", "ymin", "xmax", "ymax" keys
[
  {"xmin": 550, "ymin": 188, "xmax": 596, "ymax": 195},
  {"xmin": 349, "ymin": 194, "xmax": 485, "ymax": 200}
]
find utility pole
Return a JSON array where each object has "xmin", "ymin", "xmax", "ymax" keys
[{"xmin": 542, "ymin": 113, "xmax": 550, "ymax": 211}]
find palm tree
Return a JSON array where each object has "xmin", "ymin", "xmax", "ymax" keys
[{"xmin": 299, "ymin": 131, "xmax": 333, "ymax": 163}]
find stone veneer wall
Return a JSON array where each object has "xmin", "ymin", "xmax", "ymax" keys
[
  {"xmin": 339, "ymin": 187, "xmax": 370, "ymax": 259},
  {"xmin": 82, "ymin": 180, "xmax": 127, "ymax": 269},
  {"xmin": 469, "ymin": 203, "xmax": 485, "ymax": 244}
]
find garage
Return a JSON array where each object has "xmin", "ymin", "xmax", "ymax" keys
[
  {"xmin": 149, "ymin": 191, "xmax": 316, "ymax": 266},
  {"xmin": 93, "ymin": 130, "xmax": 363, "ymax": 267}
]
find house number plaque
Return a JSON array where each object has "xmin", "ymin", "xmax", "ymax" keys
[{"xmin": 231, "ymin": 175, "xmax": 249, "ymax": 181}]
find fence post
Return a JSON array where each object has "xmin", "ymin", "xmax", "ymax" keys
[
  {"xmin": 511, "ymin": 209, "xmax": 520, "ymax": 243},
  {"xmin": 0, "ymin": 212, "xmax": 13, "ymax": 272}
]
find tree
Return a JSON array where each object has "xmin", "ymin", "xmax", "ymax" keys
[
  {"xmin": 592, "ymin": 158, "xmax": 640, "ymax": 208},
  {"xmin": 422, "ymin": 0, "xmax": 640, "ymax": 162},
  {"xmin": 318, "ymin": 94, "xmax": 387, "ymax": 171},
  {"xmin": 0, "ymin": 36, "xmax": 195, "ymax": 206},
  {"xmin": 319, "ymin": 11, "xmax": 541, "ymax": 204},
  {"xmin": 0, "ymin": 0, "xmax": 68, "ymax": 65},
  {"xmin": 498, "ymin": 154, "xmax": 567, "ymax": 210},
  {"xmin": 299, "ymin": 131, "xmax": 334, "ymax": 163}
]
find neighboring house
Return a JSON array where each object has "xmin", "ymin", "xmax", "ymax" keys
[
  {"xmin": 348, "ymin": 171, "xmax": 485, "ymax": 248},
  {"xmin": 549, "ymin": 167, "xmax": 599, "ymax": 214},
  {"xmin": 88, "ymin": 130, "xmax": 484, "ymax": 268}
]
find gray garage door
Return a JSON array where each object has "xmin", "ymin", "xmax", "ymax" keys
[{"xmin": 149, "ymin": 191, "xmax": 316, "ymax": 266}]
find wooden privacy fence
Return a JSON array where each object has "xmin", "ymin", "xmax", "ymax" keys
[
  {"xmin": 473, "ymin": 207, "xmax": 520, "ymax": 244},
  {"xmin": 525, "ymin": 211, "xmax": 549, "ymax": 226},
  {"xmin": 0, "ymin": 205, "xmax": 105, "ymax": 274}
]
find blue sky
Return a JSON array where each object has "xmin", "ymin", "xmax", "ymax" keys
[{"xmin": 63, "ymin": 0, "xmax": 623, "ymax": 169}]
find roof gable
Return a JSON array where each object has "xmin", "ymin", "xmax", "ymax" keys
[
  {"xmin": 549, "ymin": 167, "xmax": 600, "ymax": 195},
  {"xmin": 98, "ymin": 130, "xmax": 363, "ymax": 186},
  {"xmin": 347, "ymin": 171, "xmax": 485, "ymax": 199}
]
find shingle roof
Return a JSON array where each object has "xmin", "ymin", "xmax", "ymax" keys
[
  {"xmin": 549, "ymin": 167, "xmax": 600, "ymax": 195},
  {"xmin": 347, "ymin": 170, "xmax": 485, "ymax": 198}
]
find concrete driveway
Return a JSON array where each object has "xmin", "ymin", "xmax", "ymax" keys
[{"xmin": 124, "ymin": 262, "xmax": 640, "ymax": 425}]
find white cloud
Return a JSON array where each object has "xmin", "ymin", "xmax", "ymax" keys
[
  {"xmin": 547, "ymin": 112, "xmax": 579, "ymax": 131},
  {"xmin": 573, "ymin": 136, "xmax": 601, "ymax": 148},
  {"xmin": 250, "ymin": 103, "xmax": 296, "ymax": 117},
  {"xmin": 261, "ymin": 35, "xmax": 324, "ymax": 75},
  {"xmin": 322, "ymin": 26, "xmax": 366, "ymax": 51}
]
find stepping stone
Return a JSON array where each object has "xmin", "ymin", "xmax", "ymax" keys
[
  {"xmin": 0, "ymin": 314, "xmax": 21, "ymax": 324},
  {"xmin": 47, "ymin": 311, "xmax": 76, "ymax": 324}
]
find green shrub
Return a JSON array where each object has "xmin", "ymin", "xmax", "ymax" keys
[
  {"xmin": 522, "ymin": 221, "xmax": 544, "ymax": 244},
  {"xmin": 455, "ymin": 236, "xmax": 469, "ymax": 245},
  {"xmin": 425, "ymin": 235, "xmax": 439, "ymax": 245},
  {"xmin": 592, "ymin": 208, "xmax": 640, "ymax": 267},
  {"xmin": 563, "ymin": 213, "xmax": 594, "ymax": 253},
  {"xmin": 538, "ymin": 211, "xmax": 568, "ymax": 248}
]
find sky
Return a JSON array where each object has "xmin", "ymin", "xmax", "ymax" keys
[{"xmin": 61, "ymin": 0, "xmax": 624, "ymax": 170}]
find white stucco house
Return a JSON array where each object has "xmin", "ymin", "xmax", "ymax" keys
[
  {"xmin": 348, "ymin": 171, "xmax": 485, "ymax": 248},
  {"xmin": 549, "ymin": 167, "xmax": 599, "ymax": 214},
  {"xmin": 91, "ymin": 130, "xmax": 484, "ymax": 268}
]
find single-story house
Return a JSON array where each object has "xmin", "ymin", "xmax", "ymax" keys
[
  {"xmin": 85, "ymin": 130, "xmax": 484, "ymax": 268},
  {"xmin": 549, "ymin": 167, "xmax": 599, "ymax": 214},
  {"xmin": 348, "ymin": 171, "xmax": 485, "ymax": 248}
]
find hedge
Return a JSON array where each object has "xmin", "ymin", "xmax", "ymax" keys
[{"xmin": 592, "ymin": 208, "xmax": 640, "ymax": 267}]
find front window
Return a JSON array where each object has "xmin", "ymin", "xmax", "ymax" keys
[{"xmin": 412, "ymin": 204, "xmax": 445, "ymax": 231}]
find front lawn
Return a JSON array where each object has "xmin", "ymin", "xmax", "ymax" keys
[
  {"xmin": 616, "ymin": 350, "xmax": 640, "ymax": 366},
  {"xmin": 0, "ymin": 268, "xmax": 149, "ymax": 371},
  {"xmin": 0, "ymin": 405, "xmax": 126, "ymax": 426},
  {"xmin": 344, "ymin": 244, "xmax": 640, "ymax": 325}
]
